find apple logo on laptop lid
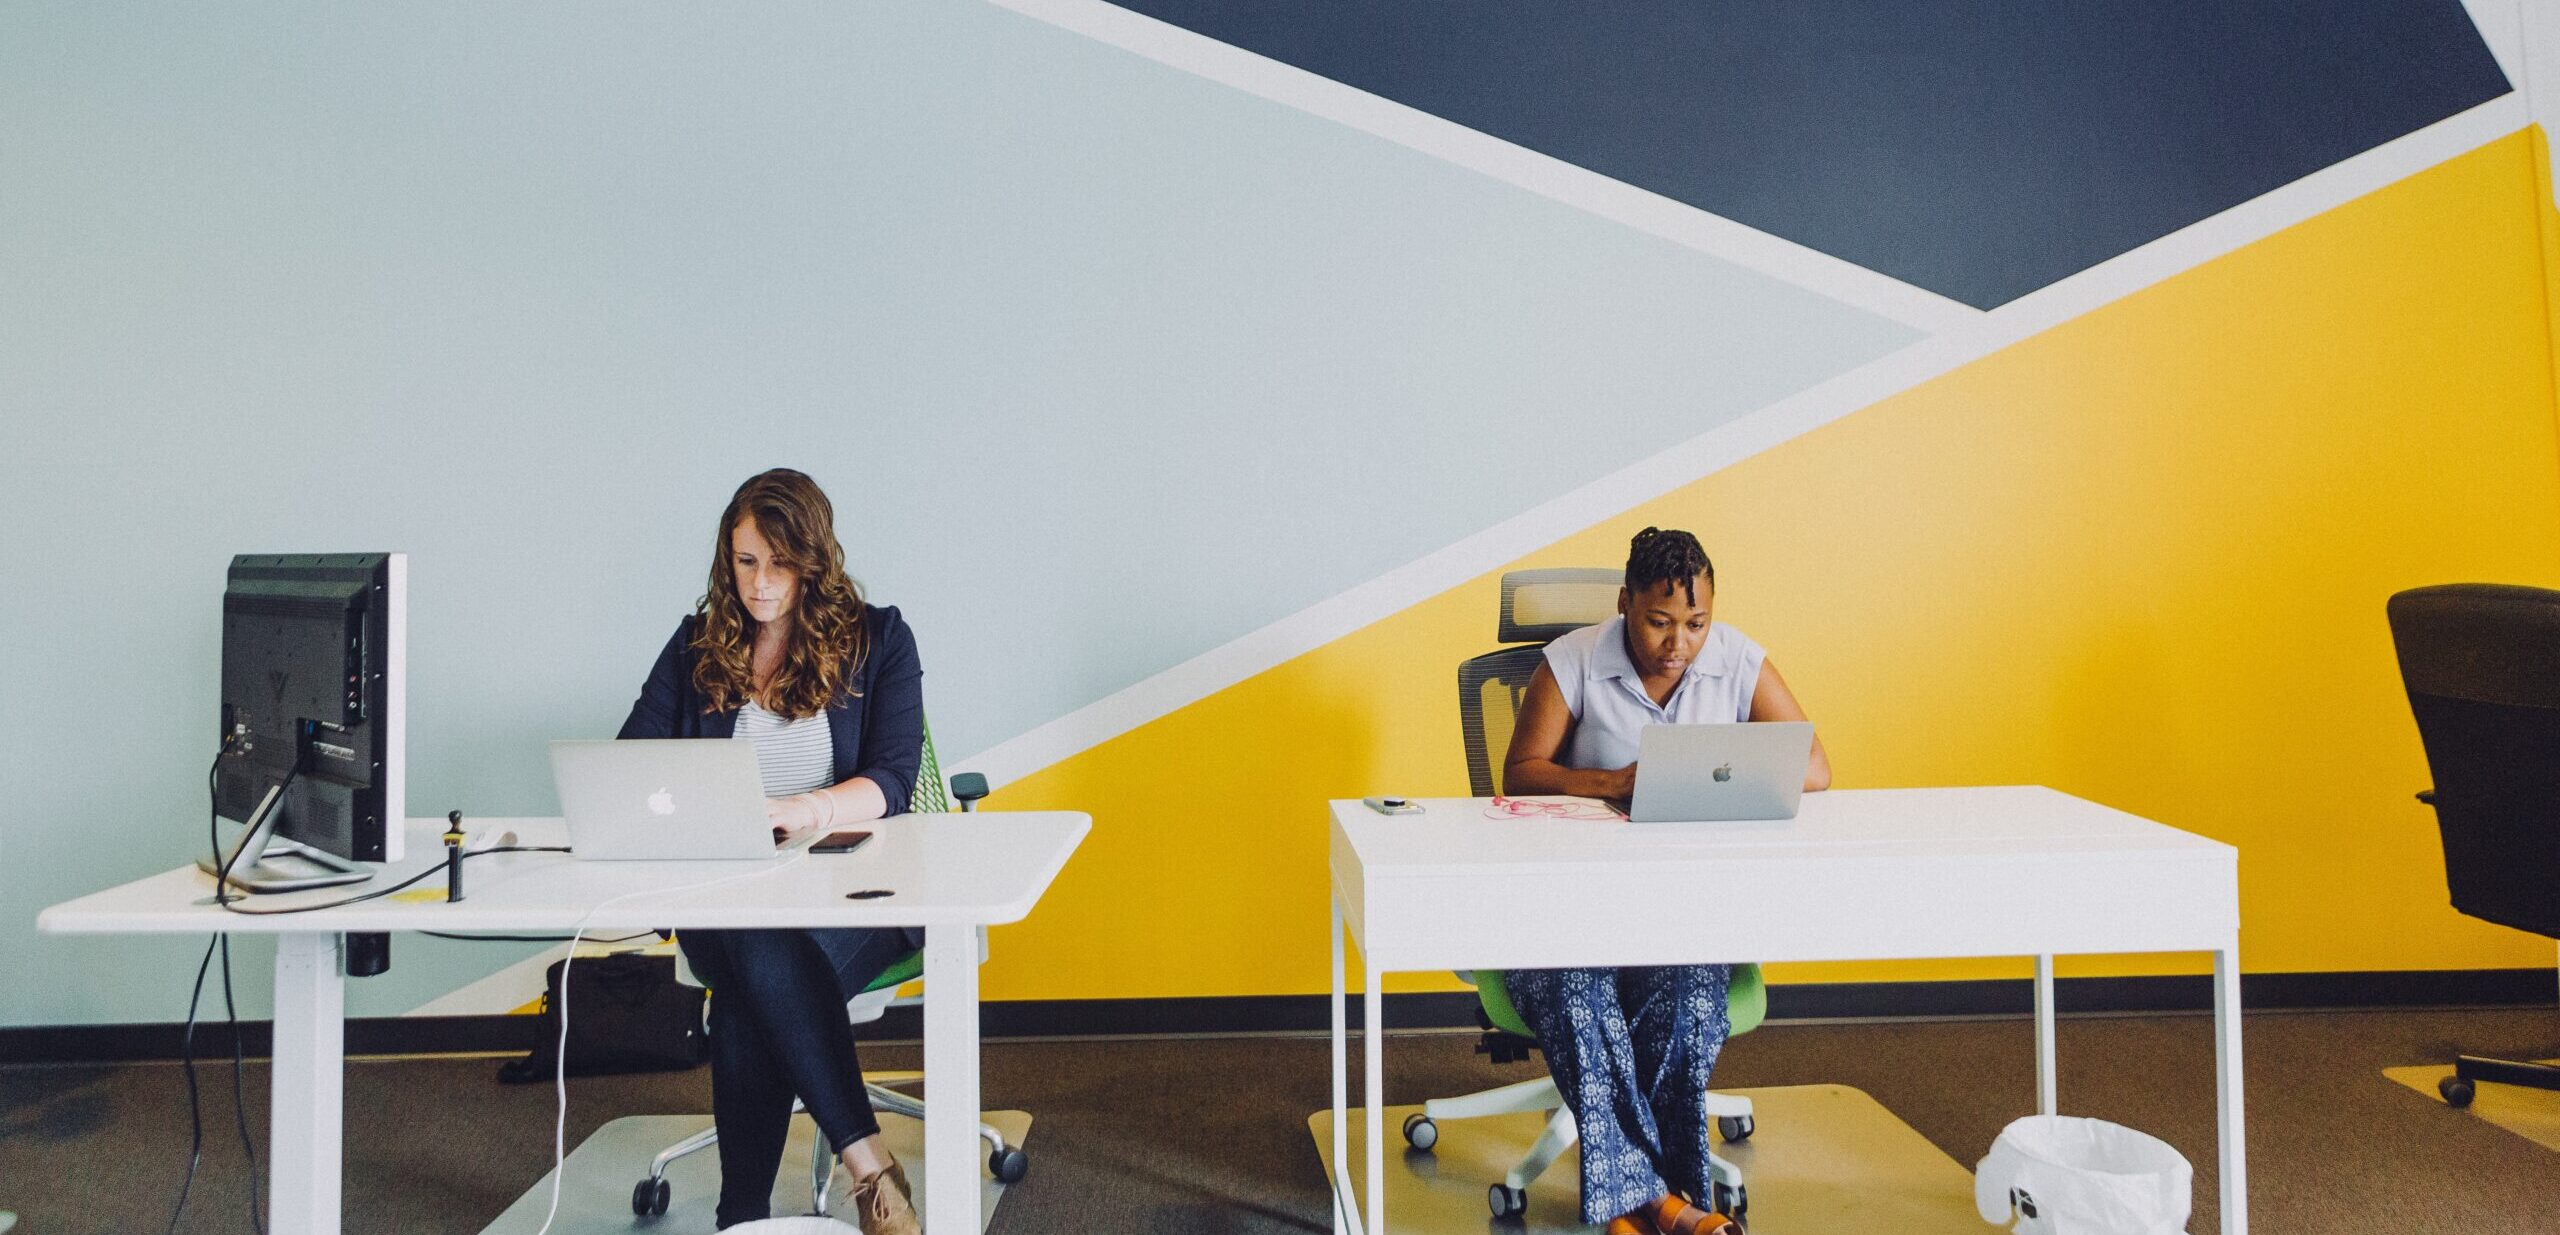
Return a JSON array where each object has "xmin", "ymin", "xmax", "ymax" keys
[
  {"xmin": 648, "ymin": 787, "xmax": 677, "ymax": 816},
  {"xmin": 1712, "ymin": 764, "xmax": 1733, "ymax": 783}
]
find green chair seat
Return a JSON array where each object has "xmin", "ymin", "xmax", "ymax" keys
[
  {"xmin": 1475, "ymin": 962, "xmax": 1766, "ymax": 1040},
  {"xmin": 855, "ymin": 717, "xmax": 941, "ymax": 996},
  {"xmin": 863, "ymin": 950, "xmax": 923, "ymax": 994}
]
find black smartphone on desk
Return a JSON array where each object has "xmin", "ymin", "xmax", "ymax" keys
[{"xmin": 811, "ymin": 830, "xmax": 873, "ymax": 855}]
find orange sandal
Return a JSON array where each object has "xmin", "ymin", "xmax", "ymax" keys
[{"xmin": 1647, "ymin": 1194, "xmax": 1741, "ymax": 1235}]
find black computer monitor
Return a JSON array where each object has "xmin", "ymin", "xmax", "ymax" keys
[{"xmin": 204, "ymin": 553, "xmax": 406, "ymax": 893}]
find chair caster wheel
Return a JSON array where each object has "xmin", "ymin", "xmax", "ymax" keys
[
  {"xmin": 989, "ymin": 1146, "xmax": 1030, "ymax": 1183},
  {"xmin": 1488, "ymin": 1182, "xmax": 1527, "ymax": 1218},
  {"xmin": 1711, "ymin": 1181, "xmax": 1749, "ymax": 1225},
  {"xmin": 1717, "ymin": 1114, "xmax": 1755, "ymax": 1142},
  {"xmin": 2441, "ymin": 1076, "xmax": 2476, "ymax": 1108},
  {"xmin": 632, "ymin": 1177, "xmax": 670, "ymax": 1216},
  {"xmin": 1402, "ymin": 1112, "xmax": 1439, "ymax": 1151}
]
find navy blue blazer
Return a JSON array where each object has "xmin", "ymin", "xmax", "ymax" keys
[{"xmin": 616, "ymin": 604, "xmax": 925, "ymax": 814}]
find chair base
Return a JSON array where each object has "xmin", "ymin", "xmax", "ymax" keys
[
  {"xmin": 2440, "ymin": 1054, "xmax": 2560, "ymax": 1108},
  {"xmin": 1413, "ymin": 1076, "xmax": 1755, "ymax": 1220},
  {"xmin": 1317, "ymin": 1086, "xmax": 1990, "ymax": 1235},
  {"xmin": 481, "ymin": 1111, "xmax": 1029, "ymax": 1235},
  {"xmin": 641, "ymin": 1073, "xmax": 1023, "ymax": 1218}
]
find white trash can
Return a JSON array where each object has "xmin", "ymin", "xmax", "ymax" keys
[{"xmin": 1975, "ymin": 1115, "xmax": 2192, "ymax": 1235}]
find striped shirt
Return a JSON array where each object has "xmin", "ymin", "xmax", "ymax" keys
[{"xmin": 734, "ymin": 702, "xmax": 836, "ymax": 797}]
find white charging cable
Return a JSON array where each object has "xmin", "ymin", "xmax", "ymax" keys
[
  {"xmin": 463, "ymin": 827, "xmax": 520, "ymax": 854},
  {"xmin": 530, "ymin": 850, "xmax": 815, "ymax": 1235}
]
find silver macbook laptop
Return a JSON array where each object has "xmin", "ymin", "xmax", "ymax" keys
[
  {"xmin": 1628, "ymin": 722, "xmax": 1816, "ymax": 822},
  {"xmin": 550, "ymin": 739, "xmax": 810, "ymax": 860}
]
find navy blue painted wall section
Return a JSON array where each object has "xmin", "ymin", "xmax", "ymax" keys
[{"xmin": 1103, "ymin": 1, "xmax": 2510, "ymax": 308}]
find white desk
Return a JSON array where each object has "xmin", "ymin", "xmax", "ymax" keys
[
  {"xmin": 37, "ymin": 810, "xmax": 1089, "ymax": 1235},
  {"xmin": 1325, "ymin": 788, "xmax": 2244, "ymax": 1235}
]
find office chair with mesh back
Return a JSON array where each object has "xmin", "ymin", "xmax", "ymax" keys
[
  {"xmin": 1409, "ymin": 569, "xmax": 1766, "ymax": 1221},
  {"xmin": 2388, "ymin": 584, "xmax": 2560, "ymax": 1109},
  {"xmin": 631, "ymin": 719, "xmax": 1028, "ymax": 1219}
]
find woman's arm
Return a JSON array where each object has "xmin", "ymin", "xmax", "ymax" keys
[
  {"xmin": 769, "ymin": 613, "xmax": 927, "ymax": 836},
  {"xmin": 615, "ymin": 620, "xmax": 692, "ymax": 740},
  {"xmin": 1501, "ymin": 663, "xmax": 1636, "ymax": 801},
  {"xmin": 769, "ymin": 613, "xmax": 924, "ymax": 833},
  {"xmin": 769, "ymin": 775, "xmax": 889, "ymax": 833},
  {"xmin": 848, "ymin": 611, "xmax": 924, "ymax": 814},
  {"xmin": 1749, "ymin": 658, "xmax": 1832, "ymax": 792}
]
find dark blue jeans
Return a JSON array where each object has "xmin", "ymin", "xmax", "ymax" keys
[{"xmin": 678, "ymin": 926, "xmax": 914, "ymax": 1229}]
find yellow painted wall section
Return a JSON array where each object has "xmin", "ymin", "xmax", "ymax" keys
[
  {"xmin": 980, "ymin": 130, "xmax": 2560, "ymax": 1003},
  {"xmin": 2532, "ymin": 126, "xmax": 2560, "ymax": 461}
]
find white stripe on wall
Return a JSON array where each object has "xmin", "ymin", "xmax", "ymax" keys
[
  {"xmin": 983, "ymin": 0, "xmax": 1982, "ymax": 335},
  {"xmin": 955, "ymin": 92, "xmax": 2530, "ymax": 789},
  {"xmin": 2513, "ymin": 0, "xmax": 2560, "ymax": 210}
]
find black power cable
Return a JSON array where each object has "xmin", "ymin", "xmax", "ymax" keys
[
  {"xmin": 166, "ymin": 935, "xmax": 217, "ymax": 1235},
  {"xmin": 421, "ymin": 931, "xmax": 652, "ymax": 944},
  {"xmin": 218, "ymin": 934, "xmax": 265, "ymax": 1235},
  {"xmin": 210, "ymin": 846, "xmax": 570, "ymax": 917},
  {"xmin": 204, "ymin": 746, "xmax": 272, "ymax": 1235},
  {"xmin": 185, "ymin": 743, "xmax": 576, "ymax": 1228},
  {"xmin": 207, "ymin": 746, "xmax": 292, "ymax": 910},
  {"xmin": 170, "ymin": 746, "xmax": 253, "ymax": 1235}
]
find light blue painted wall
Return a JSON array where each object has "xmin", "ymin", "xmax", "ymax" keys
[{"xmin": 0, "ymin": 2, "xmax": 1914, "ymax": 1025}]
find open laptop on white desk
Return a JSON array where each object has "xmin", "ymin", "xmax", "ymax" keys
[
  {"xmin": 1627, "ymin": 722, "xmax": 1815, "ymax": 822},
  {"xmin": 550, "ymin": 739, "xmax": 817, "ymax": 859}
]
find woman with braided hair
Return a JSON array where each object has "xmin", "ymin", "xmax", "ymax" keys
[{"xmin": 1498, "ymin": 526, "xmax": 1830, "ymax": 1235}]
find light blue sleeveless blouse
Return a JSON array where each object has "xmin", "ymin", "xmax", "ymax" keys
[{"xmin": 1544, "ymin": 616, "xmax": 1766, "ymax": 770}]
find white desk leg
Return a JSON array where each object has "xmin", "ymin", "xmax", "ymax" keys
[
  {"xmin": 1331, "ymin": 894, "xmax": 1356, "ymax": 1235},
  {"xmin": 270, "ymin": 932, "xmax": 345, "ymax": 1235},
  {"xmin": 2034, "ymin": 954, "xmax": 2057, "ymax": 1116},
  {"xmin": 1364, "ymin": 955, "xmax": 1385, "ymax": 1235},
  {"xmin": 923, "ymin": 925, "xmax": 982, "ymax": 1233},
  {"xmin": 2214, "ymin": 942, "xmax": 2247, "ymax": 1235}
]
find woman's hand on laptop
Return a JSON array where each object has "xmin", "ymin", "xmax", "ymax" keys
[{"xmin": 766, "ymin": 794, "xmax": 824, "ymax": 839}]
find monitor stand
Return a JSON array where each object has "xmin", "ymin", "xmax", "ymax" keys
[{"xmin": 197, "ymin": 781, "xmax": 374, "ymax": 894}]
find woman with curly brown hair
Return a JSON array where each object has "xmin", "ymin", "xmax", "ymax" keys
[{"xmin": 617, "ymin": 468, "xmax": 925, "ymax": 1233}]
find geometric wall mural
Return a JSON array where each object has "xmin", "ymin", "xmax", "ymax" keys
[
  {"xmin": 984, "ymin": 129, "xmax": 2560, "ymax": 1001},
  {"xmin": 2, "ymin": 0, "xmax": 2551, "ymax": 1023},
  {"xmin": 1105, "ymin": 0, "xmax": 2512, "ymax": 306}
]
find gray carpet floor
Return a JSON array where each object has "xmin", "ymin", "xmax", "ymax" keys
[{"xmin": 6, "ymin": 1007, "xmax": 2557, "ymax": 1234}]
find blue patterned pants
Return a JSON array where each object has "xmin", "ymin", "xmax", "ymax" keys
[{"xmin": 1500, "ymin": 964, "xmax": 1734, "ymax": 1224}]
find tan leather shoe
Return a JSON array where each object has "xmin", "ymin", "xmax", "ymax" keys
[{"xmin": 848, "ymin": 1158, "xmax": 919, "ymax": 1235}]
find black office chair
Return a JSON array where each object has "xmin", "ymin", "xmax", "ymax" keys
[
  {"xmin": 2387, "ymin": 583, "xmax": 2560, "ymax": 1108},
  {"xmin": 1458, "ymin": 569, "xmax": 1626, "ymax": 797}
]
